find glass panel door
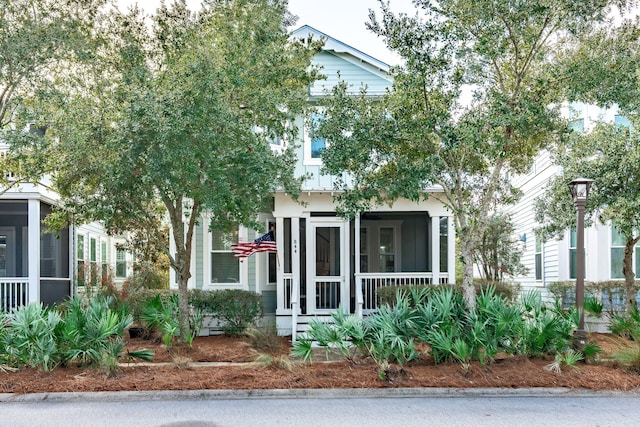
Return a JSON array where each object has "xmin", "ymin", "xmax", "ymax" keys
[{"xmin": 308, "ymin": 219, "xmax": 347, "ymax": 312}]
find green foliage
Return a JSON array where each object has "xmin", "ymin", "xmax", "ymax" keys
[
  {"xmin": 584, "ymin": 295, "xmax": 604, "ymax": 317},
  {"xmin": 140, "ymin": 294, "xmax": 181, "ymax": 348},
  {"xmin": 0, "ymin": 0, "xmax": 105, "ymax": 191},
  {"xmin": 123, "ymin": 262, "xmax": 169, "ymax": 294},
  {"xmin": 536, "ymin": 120, "xmax": 640, "ymax": 312},
  {"xmin": 57, "ymin": 296, "xmax": 134, "ymax": 369},
  {"xmin": 13, "ymin": 0, "xmax": 322, "ymax": 344},
  {"xmin": 549, "ymin": 280, "xmax": 640, "ymax": 313},
  {"xmin": 545, "ymin": 348, "xmax": 584, "ymax": 373},
  {"xmin": 612, "ymin": 342, "xmax": 640, "ymax": 373},
  {"xmin": 376, "ymin": 281, "xmax": 519, "ymax": 308},
  {"xmin": 189, "ymin": 289, "xmax": 263, "ymax": 336},
  {"xmin": 295, "ymin": 286, "xmax": 576, "ymax": 377},
  {"xmin": 609, "ymin": 308, "xmax": 640, "ymax": 341},
  {"xmin": 0, "ymin": 296, "xmax": 153, "ymax": 373},
  {"xmin": 3, "ymin": 303, "xmax": 61, "ymax": 371},
  {"xmin": 315, "ymin": 0, "xmax": 614, "ymax": 306},
  {"xmin": 474, "ymin": 213, "xmax": 527, "ymax": 281},
  {"xmin": 582, "ymin": 340, "xmax": 602, "ymax": 364}
]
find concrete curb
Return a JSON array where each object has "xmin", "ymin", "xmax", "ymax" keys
[{"xmin": 1, "ymin": 387, "xmax": 638, "ymax": 403}]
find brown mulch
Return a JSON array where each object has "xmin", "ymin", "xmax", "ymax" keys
[{"xmin": 1, "ymin": 332, "xmax": 639, "ymax": 394}]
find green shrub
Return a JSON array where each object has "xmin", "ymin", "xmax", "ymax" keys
[
  {"xmin": 609, "ymin": 308, "xmax": 640, "ymax": 341},
  {"xmin": 549, "ymin": 280, "xmax": 640, "ymax": 313},
  {"xmin": 57, "ymin": 295, "xmax": 151, "ymax": 376},
  {"xmin": 189, "ymin": 289, "xmax": 263, "ymax": 336},
  {"xmin": 4, "ymin": 303, "xmax": 61, "ymax": 371},
  {"xmin": 123, "ymin": 288, "xmax": 174, "ymax": 324},
  {"xmin": 295, "ymin": 286, "xmax": 577, "ymax": 377},
  {"xmin": 473, "ymin": 279, "xmax": 521, "ymax": 301},
  {"xmin": 123, "ymin": 262, "xmax": 169, "ymax": 294},
  {"xmin": 376, "ymin": 280, "xmax": 519, "ymax": 308},
  {"xmin": 612, "ymin": 341, "xmax": 640, "ymax": 373},
  {"xmin": 140, "ymin": 294, "xmax": 180, "ymax": 348}
]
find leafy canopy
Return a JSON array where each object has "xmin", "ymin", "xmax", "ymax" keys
[
  {"xmin": 314, "ymin": 0, "xmax": 618, "ymax": 302},
  {"xmin": 13, "ymin": 0, "xmax": 322, "ymax": 341}
]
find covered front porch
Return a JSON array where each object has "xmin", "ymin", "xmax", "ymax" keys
[
  {"xmin": 0, "ymin": 198, "xmax": 72, "ymax": 312},
  {"xmin": 273, "ymin": 193, "xmax": 455, "ymax": 336}
]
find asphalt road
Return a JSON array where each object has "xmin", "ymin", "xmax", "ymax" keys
[{"xmin": 1, "ymin": 389, "xmax": 639, "ymax": 427}]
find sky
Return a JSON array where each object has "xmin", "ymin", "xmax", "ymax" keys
[{"xmin": 116, "ymin": 0, "xmax": 417, "ymax": 65}]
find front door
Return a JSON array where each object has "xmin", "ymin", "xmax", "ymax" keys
[{"xmin": 307, "ymin": 218, "xmax": 348, "ymax": 313}]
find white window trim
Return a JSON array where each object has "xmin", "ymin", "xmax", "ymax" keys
[
  {"xmin": 204, "ymin": 222, "xmax": 247, "ymax": 289},
  {"xmin": 303, "ymin": 110, "xmax": 327, "ymax": 166},
  {"xmin": 77, "ymin": 234, "xmax": 86, "ymax": 263},
  {"xmin": 535, "ymin": 237, "xmax": 543, "ymax": 282}
]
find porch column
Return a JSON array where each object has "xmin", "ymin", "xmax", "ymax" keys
[
  {"xmin": 291, "ymin": 217, "xmax": 300, "ymax": 341},
  {"xmin": 431, "ymin": 215, "xmax": 440, "ymax": 285},
  {"xmin": 27, "ymin": 199, "xmax": 40, "ymax": 304},
  {"xmin": 355, "ymin": 213, "xmax": 362, "ymax": 317},
  {"xmin": 275, "ymin": 216, "xmax": 285, "ymax": 314},
  {"xmin": 447, "ymin": 216, "xmax": 456, "ymax": 284}
]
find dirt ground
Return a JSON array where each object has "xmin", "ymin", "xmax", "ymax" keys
[{"xmin": 1, "ymin": 332, "xmax": 639, "ymax": 394}]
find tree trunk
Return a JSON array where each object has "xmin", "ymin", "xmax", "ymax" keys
[
  {"xmin": 623, "ymin": 238, "xmax": 638, "ymax": 313},
  {"xmin": 164, "ymin": 195, "xmax": 195, "ymax": 344},
  {"xmin": 460, "ymin": 243, "xmax": 476, "ymax": 310}
]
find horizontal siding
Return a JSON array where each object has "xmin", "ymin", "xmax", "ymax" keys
[
  {"xmin": 506, "ymin": 149, "xmax": 561, "ymax": 289},
  {"xmin": 310, "ymin": 51, "xmax": 391, "ymax": 96}
]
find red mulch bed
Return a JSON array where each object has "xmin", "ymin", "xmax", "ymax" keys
[{"xmin": 1, "ymin": 332, "xmax": 639, "ymax": 394}]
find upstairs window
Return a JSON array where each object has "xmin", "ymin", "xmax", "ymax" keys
[{"xmin": 305, "ymin": 112, "xmax": 327, "ymax": 164}]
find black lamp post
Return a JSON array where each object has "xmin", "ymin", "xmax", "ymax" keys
[{"xmin": 568, "ymin": 177, "xmax": 594, "ymax": 341}]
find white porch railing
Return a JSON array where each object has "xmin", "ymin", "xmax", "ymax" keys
[
  {"xmin": 356, "ymin": 272, "xmax": 442, "ymax": 314},
  {"xmin": 283, "ymin": 273, "xmax": 293, "ymax": 311},
  {"xmin": 0, "ymin": 278, "xmax": 29, "ymax": 312}
]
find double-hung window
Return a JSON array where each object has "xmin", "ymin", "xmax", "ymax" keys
[
  {"xmin": 211, "ymin": 229, "xmax": 240, "ymax": 283},
  {"xmin": 116, "ymin": 248, "xmax": 127, "ymax": 278}
]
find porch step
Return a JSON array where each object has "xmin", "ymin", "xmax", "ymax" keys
[{"xmin": 294, "ymin": 314, "xmax": 336, "ymax": 336}]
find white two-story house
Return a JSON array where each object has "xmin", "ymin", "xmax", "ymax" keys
[{"xmin": 171, "ymin": 26, "xmax": 457, "ymax": 336}]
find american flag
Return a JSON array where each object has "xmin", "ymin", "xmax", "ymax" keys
[{"xmin": 231, "ymin": 230, "xmax": 277, "ymax": 258}]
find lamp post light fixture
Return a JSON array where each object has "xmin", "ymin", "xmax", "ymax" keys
[{"xmin": 568, "ymin": 177, "xmax": 594, "ymax": 342}]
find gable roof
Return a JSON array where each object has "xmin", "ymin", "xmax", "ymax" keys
[
  {"xmin": 291, "ymin": 25, "xmax": 392, "ymax": 97},
  {"xmin": 291, "ymin": 25, "xmax": 390, "ymax": 74}
]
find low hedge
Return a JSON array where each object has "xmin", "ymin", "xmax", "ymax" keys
[
  {"xmin": 549, "ymin": 280, "xmax": 640, "ymax": 312},
  {"xmin": 122, "ymin": 288, "xmax": 264, "ymax": 336},
  {"xmin": 189, "ymin": 289, "xmax": 263, "ymax": 336},
  {"xmin": 376, "ymin": 279, "xmax": 520, "ymax": 308}
]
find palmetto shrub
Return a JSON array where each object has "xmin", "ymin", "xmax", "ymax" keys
[
  {"xmin": 56, "ymin": 295, "xmax": 149, "ymax": 375},
  {"xmin": 293, "ymin": 286, "xmax": 577, "ymax": 374},
  {"xmin": 609, "ymin": 308, "xmax": 640, "ymax": 341},
  {"xmin": 1, "ymin": 296, "xmax": 152, "ymax": 374},
  {"xmin": 3, "ymin": 303, "xmax": 62, "ymax": 371}
]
